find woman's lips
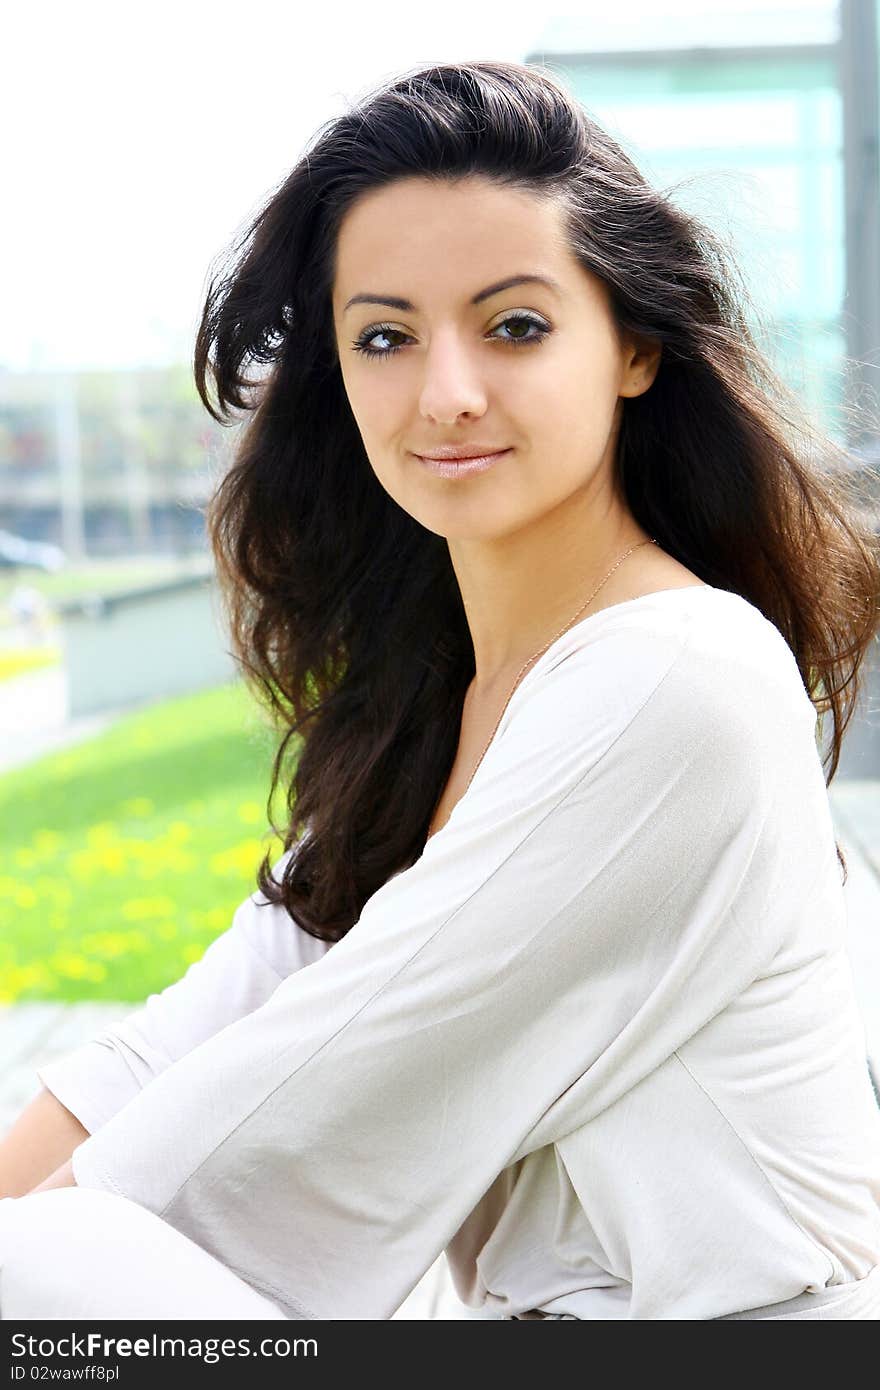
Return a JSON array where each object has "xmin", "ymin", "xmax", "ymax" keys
[{"xmin": 412, "ymin": 448, "xmax": 512, "ymax": 478}]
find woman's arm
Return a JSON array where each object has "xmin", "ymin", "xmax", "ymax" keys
[
  {"xmin": 0, "ymin": 1088, "xmax": 87, "ymax": 1197},
  {"xmin": 28, "ymin": 1155, "xmax": 77, "ymax": 1193}
]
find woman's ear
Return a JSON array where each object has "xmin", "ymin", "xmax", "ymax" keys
[{"xmin": 619, "ymin": 334, "xmax": 663, "ymax": 399}]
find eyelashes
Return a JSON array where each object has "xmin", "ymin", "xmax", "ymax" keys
[{"xmin": 350, "ymin": 312, "xmax": 551, "ymax": 360}]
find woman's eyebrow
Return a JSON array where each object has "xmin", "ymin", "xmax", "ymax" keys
[{"xmin": 342, "ymin": 273, "xmax": 562, "ymax": 314}]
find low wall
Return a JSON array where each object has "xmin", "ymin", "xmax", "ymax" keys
[{"xmin": 57, "ymin": 570, "xmax": 236, "ymax": 718}]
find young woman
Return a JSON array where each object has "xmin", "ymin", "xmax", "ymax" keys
[{"xmin": 2, "ymin": 58, "xmax": 880, "ymax": 1321}]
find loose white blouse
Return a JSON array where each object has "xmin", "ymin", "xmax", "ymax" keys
[{"xmin": 38, "ymin": 585, "xmax": 880, "ymax": 1319}]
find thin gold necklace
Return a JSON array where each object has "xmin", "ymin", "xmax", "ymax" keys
[{"xmin": 427, "ymin": 537, "xmax": 659, "ymax": 840}]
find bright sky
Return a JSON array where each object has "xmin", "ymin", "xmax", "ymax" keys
[{"xmin": 1, "ymin": 0, "xmax": 836, "ymax": 373}]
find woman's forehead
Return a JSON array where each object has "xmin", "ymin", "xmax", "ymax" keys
[{"xmin": 331, "ymin": 183, "xmax": 582, "ymax": 313}]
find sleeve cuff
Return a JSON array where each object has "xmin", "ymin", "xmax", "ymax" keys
[{"xmin": 36, "ymin": 1039, "xmax": 147, "ymax": 1136}]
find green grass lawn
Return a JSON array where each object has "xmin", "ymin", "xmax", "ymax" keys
[
  {"xmin": 0, "ymin": 557, "xmax": 204, "ymax": 608},
  {"xmin": 0, "ymin": 680, "xmax": 298, "ymax": 1003}
]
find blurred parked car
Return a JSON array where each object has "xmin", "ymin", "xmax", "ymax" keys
[{"xmin": 0, "ymin": 530, "xmax": 66, "ymax": 572}]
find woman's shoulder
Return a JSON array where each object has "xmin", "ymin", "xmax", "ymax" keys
[
  {"xmin": 656, "ymin": 584, "xmax": 809, "ymax": 707},
  {"xmin": 549, "ymin": 580, "xmax": 804, "ymax": 685},
  {"xmin": 528, "ymin": 581, "xmax": 815, "ymax": 760}
]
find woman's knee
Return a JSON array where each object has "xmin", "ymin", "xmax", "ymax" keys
[{"xmin": 0, "ymin": 1189, "xmax": 289, "ymax": 1320}]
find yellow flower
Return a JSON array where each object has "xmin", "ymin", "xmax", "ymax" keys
[
  {"xmin": 192, "ymin": 905, "xmax": 232, "ymax": 931},
  {"xmin": 0, "ymin": 960, "xmax": 53, "ymax": 1001},
  {"xmin": 79, "ymin": 930, "xmax": 149, "ymax": 959},
  {"xmin": 209, "ymin": 840, "xmax": 260, "ymax": 878},
  {"xmin": 48, "ymin": 951, "xmax": 95, "ymax": 980},
  {"xmin": 121, "ymin": 896, "xmax": 176, "ymax": 921}
]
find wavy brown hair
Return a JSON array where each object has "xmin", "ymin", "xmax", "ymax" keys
[{"xmin": 194, "ymin": 58, "xmax": 880, "ymax": 940}]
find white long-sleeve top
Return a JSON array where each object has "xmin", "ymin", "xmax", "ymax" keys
[{"xmin": 38, "ymin": 585, "xmax": 880, "ymax": 1319}]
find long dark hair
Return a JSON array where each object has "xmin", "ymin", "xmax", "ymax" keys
[{"xmin": 194, "ymin": 58, "xmax": 880, "ymax": 940}]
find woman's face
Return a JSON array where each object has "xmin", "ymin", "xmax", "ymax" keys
[{"xmin": 331, "ymin": 175, "xmax": 659, "ymax": 542}]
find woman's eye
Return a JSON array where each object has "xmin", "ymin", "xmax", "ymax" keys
[
  {"xmin": 490, "ymin": 314, "xmax": 549, "ymax": 347},
  {"xmin": 350, "ymin": 313, "xmax": 551, "ymax": 360},
  {"xmin": 351, "ymin": 324, "xmax": 408, "ymax": 358}
]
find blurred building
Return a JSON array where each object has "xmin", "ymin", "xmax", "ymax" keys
[
  {"xmin": 0, "ymin": 365, "xmax": 235, "ymax": 561},
  {"xmin": 527, "ymin": 0, "xmax": 880, "ymax": 512},
  {"xmin": 1, "ymin": 2, "xmax": 877, "ymax": 561}
]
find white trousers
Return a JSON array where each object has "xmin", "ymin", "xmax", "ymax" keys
[
  {"xmin": 0, "ymin": 1190, "xmax": 289, "ymax": 1320},
  {"xmin": 3, "ymin": 1189, "xmax": 879, "ymax": 1320}
]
